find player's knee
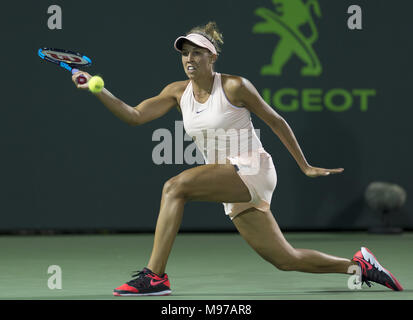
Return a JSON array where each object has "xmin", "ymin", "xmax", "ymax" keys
[
  {"xmin": 162, "ymin": 176, "xmax": 181, "ymax": 198},
  {"xmin": 162, "ymin": 174, "xmax": 191, "ymax": 200}
]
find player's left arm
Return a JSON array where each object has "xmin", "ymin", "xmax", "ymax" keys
[{"xmin": 229, "ymin": 76, "xmax": 343, "ymax": 177}]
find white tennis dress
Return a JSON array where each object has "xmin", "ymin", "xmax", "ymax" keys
[{"xmin": 180, "ymin": 72, "xmax": 277, "ymax": 219}]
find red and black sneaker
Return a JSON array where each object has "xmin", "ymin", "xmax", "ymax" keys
[
  {"xmin": 352, "ymin": 247, "xmax": 403, "ymax": 291},
  {"xmin": 113, "ymin": 267, "xmax": 171, "ymax": 296}
]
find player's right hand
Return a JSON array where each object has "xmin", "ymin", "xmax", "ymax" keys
[
  {"xmin": 72, "ymin": 70, "xmax": 92, "ymax": 90},
  {"xmin": 303, "ymin": 165, "xmax": 344, "ymax": 178}
]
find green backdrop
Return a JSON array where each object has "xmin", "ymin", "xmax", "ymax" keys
[{"xmin": 1, "ymin": 0, "xmax": 411, "ymax": 231}]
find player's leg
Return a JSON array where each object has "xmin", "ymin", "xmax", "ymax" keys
[
  {"xmin": 147, "ymin": 163, "xmax": 251, "ymax": 275},
  {"xmin": 114, "ymin": 163, "xmax": 250, "ymax": 296},
  {"xmin": 232, "ymin": 208, "xmax": 355, "ymax": 274}
]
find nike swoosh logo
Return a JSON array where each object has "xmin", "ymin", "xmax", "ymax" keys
[
  {"xmin": 363, "ymin": 260, "xmax": 373, "ymax": 270},
  {"xmin": 358, "ymin": 259, "xmax": 373, "ymax": 271},
  {"xmin": 196, "ymin": 109, "xmax": 207, "ymax": 114},
  {"xmin": 150, "ymin": 279, "xmax": 167, "ymax": 286}
]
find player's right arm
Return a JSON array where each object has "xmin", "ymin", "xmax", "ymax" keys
[{"xmin": 72, "ymin": 71, "xmax": 179, "ymax": 126}]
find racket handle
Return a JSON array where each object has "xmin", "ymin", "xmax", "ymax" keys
[{"xmin": 71, "ymin": 68, "xmax": 87, "ymax": 85}]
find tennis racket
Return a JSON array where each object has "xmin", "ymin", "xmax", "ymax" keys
[{"xmin": 37, "ymin": 48, "xmax": 92, "ymax": 84}]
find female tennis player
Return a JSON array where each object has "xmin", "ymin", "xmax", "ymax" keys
[{"xmin": 72, "ymin": 22, "xmax": 403, "ymax": 295}]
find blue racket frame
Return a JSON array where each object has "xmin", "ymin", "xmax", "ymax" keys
[{"xmin": 38, "ymin": 48, "xmax": 92, "ymax": 83}]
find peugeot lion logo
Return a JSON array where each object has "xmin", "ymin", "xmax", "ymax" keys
[{"xmin": 253, "ymin": 0, "xmax": 323, "ymax": 76}]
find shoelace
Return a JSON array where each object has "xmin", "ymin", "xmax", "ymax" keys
[
  {"xmin": 131, "ymin": 270, "xmax": 148, "ymax": 278},
  {"xmin": 127, "ymin": 270, "xmax": 152, "ymax": 288},
  {"xmin": 363, "ymin": 279, "xmax": 373, "ymax": 288}
]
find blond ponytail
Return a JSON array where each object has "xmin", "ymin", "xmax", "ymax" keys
[{"xmin": 187, "ymin": 21, "xmax": 224, "ymax": 54}]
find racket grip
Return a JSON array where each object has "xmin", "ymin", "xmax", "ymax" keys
[{"xmin": 71, "ymin": 68, "xmax": 87, "ymax": 85}]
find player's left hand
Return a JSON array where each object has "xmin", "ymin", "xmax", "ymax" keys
[{"xmin": 303, "ymin": 165, "xmax": 344, "ymax": 178}]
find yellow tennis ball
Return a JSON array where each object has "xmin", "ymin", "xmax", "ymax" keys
[{"xmin": 88, "ymin": 76, "xmax": 104, "ymax": 93}]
